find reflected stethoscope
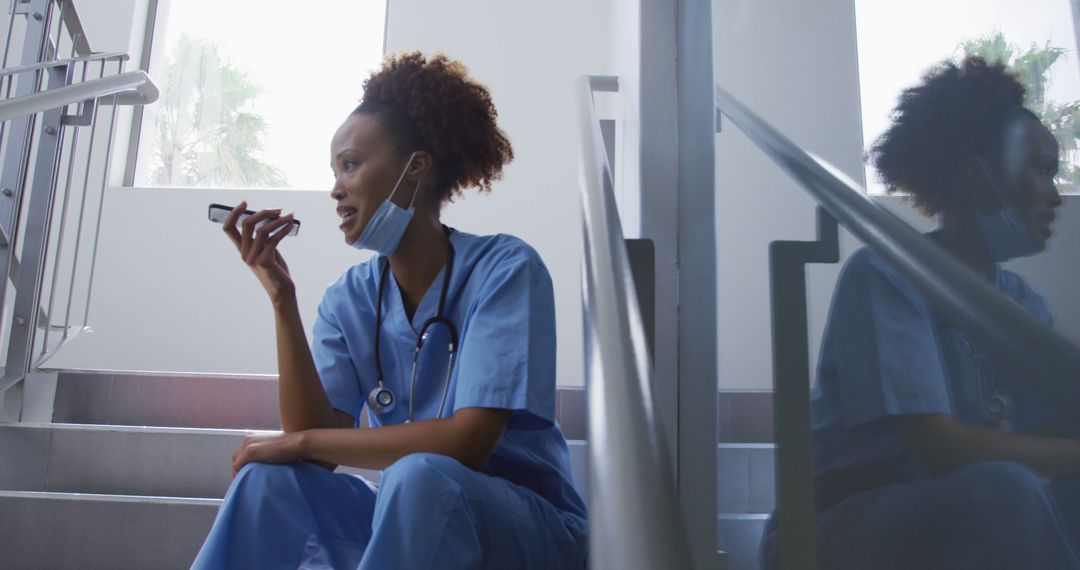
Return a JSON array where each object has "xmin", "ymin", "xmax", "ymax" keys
[
  {"xmin": 365, "ymin": 240, "xmax": 459, "ymax": 424},
  {"xmin": 965, "ymin": 335, "xmax": 1014, "ymax": 428}
]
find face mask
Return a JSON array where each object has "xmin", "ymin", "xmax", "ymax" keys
[
  {"xmin": 973, "ymin": 159, "xmax": 1038, "ymax": 262},
  {"xmin": 351, "ymin": 152, "xmax": 423, "ymax": 256}
]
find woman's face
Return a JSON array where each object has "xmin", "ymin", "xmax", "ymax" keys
[
  {"xmin": 998, "ymin": 120, "xmax": 1063, "ymax": 249},
  {"xmin": 329, "ymin": 113, "xmax": 418, "ymax": 244}
]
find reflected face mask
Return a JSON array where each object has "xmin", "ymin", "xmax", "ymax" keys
[
  {"xmin": 351, "ymin": 152, "xmax": 422, "ymax": 256},
  {"xmin": 974, "ymin": 159, "xmax": 1038, "ymax": 262}
]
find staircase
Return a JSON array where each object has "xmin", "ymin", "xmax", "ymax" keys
[
  {"xmin": 0, "ymin": 371, "xmax": 591, "ymax": 569},
  {"xmin": 0, "ymin": 371, "xmax": 775, "ymax": 569}
]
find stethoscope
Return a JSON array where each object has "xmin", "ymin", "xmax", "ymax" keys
[
  {"xmin": 365, "ymin": 239, "xmax": 459, "ymax": 424},
  {"xmin": 964, "ymin": 334, "xmax": 1014, "ymax": 428}
]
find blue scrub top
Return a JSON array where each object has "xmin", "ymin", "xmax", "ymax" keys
[
  {"xmin": 311, "ymin": 228, "xmax": 586, "ymax": 518},
  {"xmin": 811, "ymin": 247, "xmax": 1055, "ymax": 510}
]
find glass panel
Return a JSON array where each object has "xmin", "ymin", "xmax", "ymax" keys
[{"xmin": 715, "ymin": 1, "xmax": 1080, "ymax": 567}]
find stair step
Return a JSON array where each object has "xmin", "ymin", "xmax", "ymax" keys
[
  {"xmin": 718, "ymin": 514, "xmax": 769, "ymax": 570},
  {"xmin": 52, "ymin": 371, "xmax": 778, "ymax": 444},
  {"xmin": 0, "ymin": 491, "xmax": 219, "ymax": 569},
  {"xmin": 0, "ymin": 423, "xmax": 255, "ymax": 498},
  {"xmin": 717, "ymin": 443, "xmax": 775, "ymax": 514},
  {"xmin": 0, "ymin": 422, "xmax": 577, "ymax": 500},
  {"xmin": 52, "ymin": 371, "xmax": 281, "ymax": 430},
  {"xmin": 51, "ymin": 371, "xmax": 592, "ymax": 440}
]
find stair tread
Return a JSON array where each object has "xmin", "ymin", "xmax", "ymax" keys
[{"xmin": 0, "ymin": 489, "xmax": 222, "ymax": 504}]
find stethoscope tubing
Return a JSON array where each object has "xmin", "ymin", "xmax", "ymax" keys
[{"xmin": 372, "ymin": 232, "xmax": 459, "ymax": 423}]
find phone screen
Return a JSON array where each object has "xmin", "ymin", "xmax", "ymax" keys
[{"xmin": 208, "ymin": 203, "xmax": 300, "ymax": 236}]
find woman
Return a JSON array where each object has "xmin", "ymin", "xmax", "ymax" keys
[
  {"xmin": 193, "ymin": 52, "xmax": 587, "ymax": 569},
  {"xmin": 761, "ymin": 57, "xmax": 1078, "ymax": 569}
]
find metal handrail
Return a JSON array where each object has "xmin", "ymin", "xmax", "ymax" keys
[
  {"xmin": 578, "ymin": 74, "xmax": 692, "ymax": 569},
  {"xmin": 0, "ymin": 70, "xmax": 157, "ymax": 121},
  {"xmin": 57, "ymin": 0, "xmax": 92, "ymax": 56},
  {"xmin": 714, "ymin": 84, "xmax": 1080, "ymax": 401},
  {"xmin": 0, "ymin": 51, "xmax": 128, "ymax": 77}
]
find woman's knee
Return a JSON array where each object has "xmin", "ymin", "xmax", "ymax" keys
[
  {"xmin": 231, "ymin": 461, "xmax": 306, "ymax": 495},
  {"xmin": 957, "ymin": 461, "xmax": 1051, "ymax": 514},
  {"xmin": 381, "ymin": 453, "xmax": 466, "ymax": 490}
]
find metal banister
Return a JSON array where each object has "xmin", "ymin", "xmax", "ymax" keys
[
  {"xmin": 0, "ymin": 70, "xmax": 157, "ymax": 121},
  {"xmin": 578, "ymin": 74, "xmax": 692, "ymax": 569},
  {"xmin": 0, "ymin": 51, "xmax": 128, "ymax": 77}
]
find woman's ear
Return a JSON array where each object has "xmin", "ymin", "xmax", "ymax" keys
[{"xmin": 407, "ymin": 151, "xmax": 434, "ymax": 182}]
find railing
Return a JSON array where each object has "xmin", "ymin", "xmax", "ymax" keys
[
  {"xmin": 0, "ymin": 69, "xmax": 156, "ymax": 120},
  {"xmin": 577, "ymin": 75, "xmax": 692, "ymax": 568},
  {"xmin": 0, "ymin": 0, "xmax": 158, "ymax": 420},
  {"xmin": 714, "ymin": 84, "xmax": 1080, "ymax": 569}
]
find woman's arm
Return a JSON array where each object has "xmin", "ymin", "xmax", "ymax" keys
[
  {"xmin": 222, "ymin": 201, "xmax": 345, "ymax": 434},
  {"xmin": 273, "ymin": 295, "xmax": 348, "ymax": 433},
  {"xmin": 232, "ymin": 407, "xmax": 510, "ymax": 476},
  {"xmin": 899, "ymin": 413, "xmax": 1080, "ymax": 478}
]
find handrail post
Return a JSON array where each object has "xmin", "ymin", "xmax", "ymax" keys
[
  {"xmin": 0, "ymin": 61, "xmax": 69, "ymax": 395},
  {"xmin": 0, "ymin": 0, "xmax": 53, "ymax": 406},
  {"xmin": 769, "ymin": 207, "xmax": 838, "ymax": 570}
]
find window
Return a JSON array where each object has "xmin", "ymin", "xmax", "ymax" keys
[
  {"xmin": 856, "ymin": 0, "xmax": 1080, "ymax": 194},
  {"xmin": 132, "ymin": 0, "xmax": 387, "ymax": 189}
]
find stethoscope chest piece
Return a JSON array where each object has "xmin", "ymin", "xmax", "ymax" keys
[
  {"xmin": 368, "ymin": 385, "xmax": 396, "ymax": 415},
  {"xmin": 984, "ymin": 393, "xmax": 1014, "ymax": 423}
]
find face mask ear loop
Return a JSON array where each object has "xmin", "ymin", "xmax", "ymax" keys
[
  {"xmin": 405, "ymin": 171, "xmax": 425, "ymax": 211},
  {"xmin": 969, "ymin": 158, "xmax": 999, "ymax": 215},
  {"xmin": 976, "ymin": 158, "xmax": 1030, "ymax": 237},
  {"xmin": 386, "ymin": 151, "xmax": 419, "ymax": 204}
]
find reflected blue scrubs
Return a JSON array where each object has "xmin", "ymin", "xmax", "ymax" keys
[
  {"xmin": 761, "ymin": 247, "xmax": 1080, "ymax": 569},
  {"xmin": 194, "ymin": 229, "xmax": 587, "ymax": 569}
]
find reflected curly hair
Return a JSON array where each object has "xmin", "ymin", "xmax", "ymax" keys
[
  {"xmin": 869, "ymin": 56, "xmax": 1036, "ymax": 215},
  {"xmin": 354, "ymin": 52, "xmax": 514, "ymax": 203}
]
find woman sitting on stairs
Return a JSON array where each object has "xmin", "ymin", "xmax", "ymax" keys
[{"xmin": 192, "ymin": 52, "xmax": 587, "ymax": 570}]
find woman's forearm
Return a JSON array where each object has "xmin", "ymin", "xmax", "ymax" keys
[
  {"xmin": 273, "ymin": 293, "xmax": 339, "ymax": 433},
  {"xmin": 902, "ymin": 414, "xmax": 1080, "ymax": 478},
  {"xmin": 300, "ymin": 408, "xmax": 511, "ymax": 471}
]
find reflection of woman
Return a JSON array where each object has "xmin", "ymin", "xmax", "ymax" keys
[
  {"xmin": 761, "ymin": 57, "xmax": 1077, "ymax": 569},
  {"xmin": 193, "ymin": 53, "xmax": 587, "ymax": 569}
]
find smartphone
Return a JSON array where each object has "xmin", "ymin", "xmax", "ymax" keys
[{"xmin": 208, "ymin": 203, "xmax": 300, "ymax": 237}]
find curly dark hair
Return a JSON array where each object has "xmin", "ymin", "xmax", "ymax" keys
[
  {"xmin": 869, "ymin": 56, "xmax": 1038, "ymax": 215},
  {"xmin": 354, "ymin": 52, "xmax": 514, "ymax": 203}
]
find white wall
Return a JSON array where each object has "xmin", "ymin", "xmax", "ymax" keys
[
  {"xmin": 47, "ymin": 1, "xmax": 615, "ymax": 387},
  {"xmin": 713, "ymin": 0, "xmax": 865, "ymax": 390}
]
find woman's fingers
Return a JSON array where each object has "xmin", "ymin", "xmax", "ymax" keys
[
  {"xmin": 231, "ymin": 438, "xmax": 249, "ymax": 479},
  {"xmin": 264, "ymin": 215, "xmax": 295, "ymax": 249},
  {"xmin": 222, "ymin": 200, "xmax": 247, "ymax": 247},
  {"xmin": 240, "ymin": 208, "xmax": 283, "ymax": 258},
  {"xmin": 245, "ymin": 214, "xmax": 294, "ymax": 265}
]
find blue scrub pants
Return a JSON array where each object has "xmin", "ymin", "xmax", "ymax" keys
[
  {"xmin": 762, "ymin": 461, "xmax": 1080, "ymax": 569},
  {"xmin": 192, "ymin": 453, "xmax": 587, "ymax": 569}
]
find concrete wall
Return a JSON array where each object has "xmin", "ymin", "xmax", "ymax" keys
[{"xmin": 45, "ymin": 1, "xmax": 615, "ymax": 388}]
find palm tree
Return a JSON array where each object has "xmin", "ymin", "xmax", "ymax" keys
[
  {"xmin": 150, "ymin": 35, "xmax": 288, "ymax": 187},
  {"xmin": 960, "ymin": 31, "xmax": 1080, "ymax": 192}
]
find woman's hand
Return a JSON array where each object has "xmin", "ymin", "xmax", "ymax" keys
[
  {"xmin": 232, "ymin": 431, "xmax": 306, "ymax": 478},
  {"xmin": 222, "ymin": 200, "xmax": 297, "ymax": 306}
]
